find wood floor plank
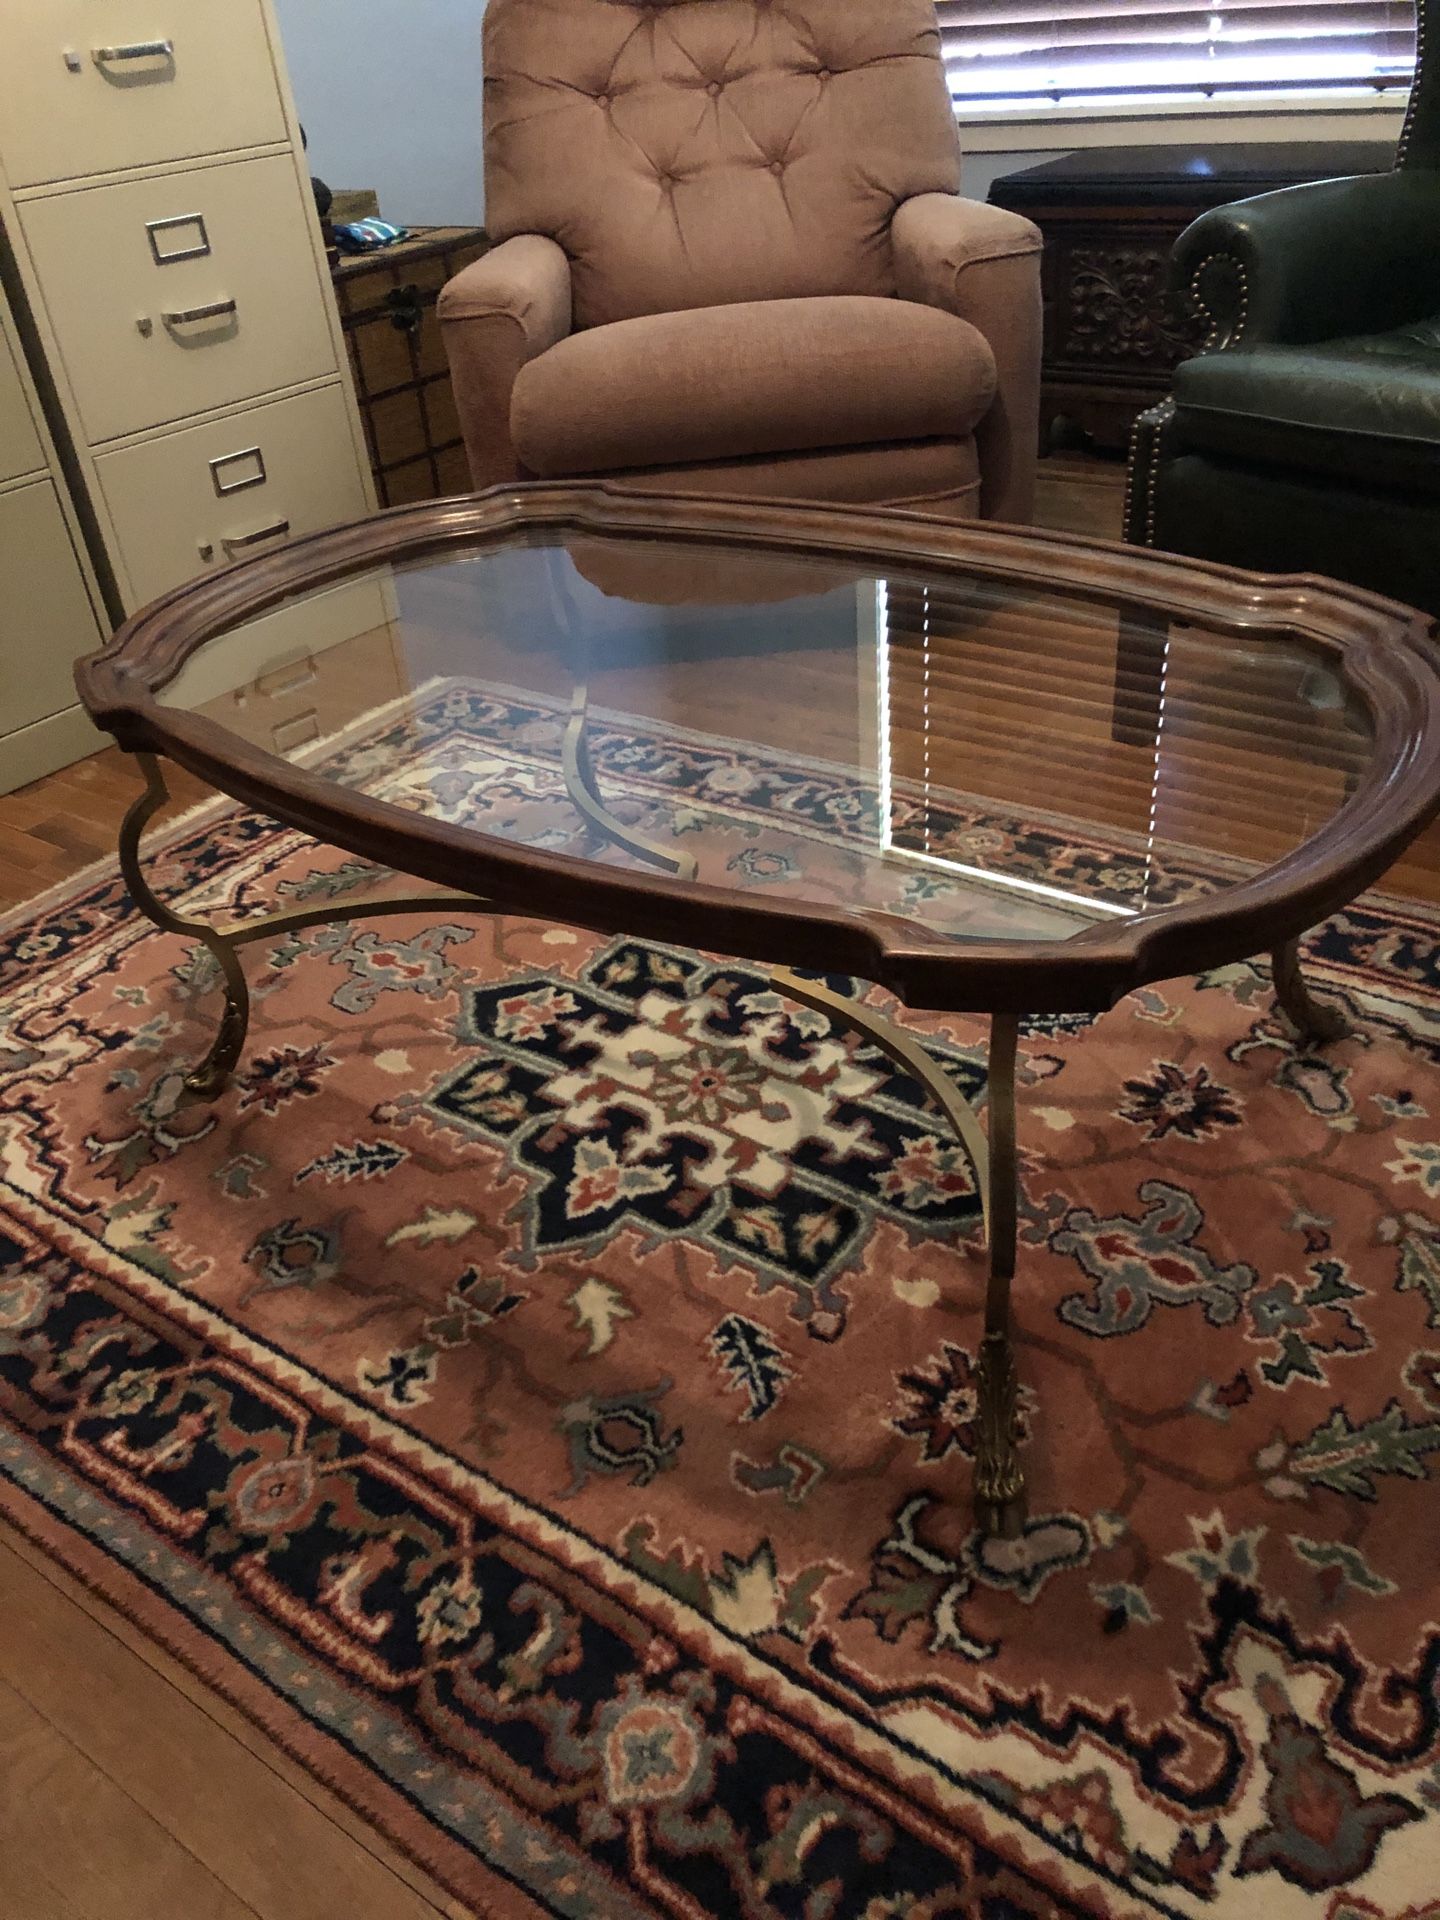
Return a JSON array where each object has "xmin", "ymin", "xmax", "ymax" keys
[
  {"xmin": 0, "ymin": 1680, "xmax": 260, "ymax": 1920},
  {"xmin": 1033, "ymin": 451, "xmax": 1127, "ymax": 541},
  {"xmin": 0, "ymin": 1538, "xmax": 464, "ymax": 1920},
  {"xmin": 0, "ymin": 1692, "xmax": 86, "ymax": 1920},
  {"xmin": 0, "ymin": 747, "xmax": 212, "ymax": 912}
]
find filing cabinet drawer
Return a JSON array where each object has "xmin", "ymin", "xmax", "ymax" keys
[
  {"xmin": 0, "ymin": 326, "xmax": 44, "ymax": 486},
  {"xmin": 22, "ymin": 153, "xmax": 337, "ymax": 446},
  {"xmin": 0, "ymin": 479, "xmax": 104, "ymax": 734},
  {"xmin": 0, "ymin": 0, "xmax": 287, "ymax": 190},
  {"xmin": 93, "ymin": 382, "xmax": 370, "ymax": 605}
]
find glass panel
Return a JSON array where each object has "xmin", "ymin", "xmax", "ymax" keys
[{"xmin": 159, "ymin": 530, "xmax": 1374, "ymax": 949}]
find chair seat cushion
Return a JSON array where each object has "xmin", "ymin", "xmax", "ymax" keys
[
  {"xmin": 1174, "ymin": 319, "xmax": 1440, "ymax": 493},
  {"xmin": 511, "ymin": 295, "xmax": 996, "ymax": 478}
]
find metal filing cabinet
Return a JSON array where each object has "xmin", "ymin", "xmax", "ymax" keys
[
  {"xmin": 0, "ymin": 0, "xmax": 375, "ymax": 790},
  {"xmin": 0, "ymin": 290, "xmax": 107, "ymax": 792}
]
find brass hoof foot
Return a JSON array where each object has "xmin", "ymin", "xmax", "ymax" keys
[
  {"xmin": 1281, "ymin": 997, "xmax": 1348, "ymax": 1048},
  {"xmin": 181, "ymin": 998, "xmax": 248, "ymax": 1101},
  {"xmin": 182, "ymin": 1061, "xmax": 233, "ymax": 1100},
  {"xmin": 1273, "ymin": 941, "xmax": 1347, "ymax": 1047},
  {"xmin": 976, "ymin": 1493, "xmax": 1027, "ymax": 1541},
  {"xmin": 973, "ymin": 1329, "xmax": 1026, "ymax": 1540}
]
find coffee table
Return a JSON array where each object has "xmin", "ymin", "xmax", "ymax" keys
[{"xmin": 76, "ymin": 484, "xmax": 1440, "ymax": 1535}]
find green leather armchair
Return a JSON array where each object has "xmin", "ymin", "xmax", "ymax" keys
[{"xmin": 1126, "ymin": 48, "xmax": 1440, "ymax": 616}]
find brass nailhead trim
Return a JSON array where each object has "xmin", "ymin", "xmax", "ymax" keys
[
  {"xmin": 1123, "ymin": 399, "xmax": 1177, "ymax": 549},
  {"xmin": 1190, "ymin": 248, "xmax": 1251, "ymax": 349},
  {"xmin": 1397, "ymin": 0, "xmax": 1425, "ymax": 166},
  {"xmin": 1144, "ymin": 400, "xmax": 1176, "ymax": 545}
]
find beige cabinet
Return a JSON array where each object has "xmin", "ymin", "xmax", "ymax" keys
[
  {"xmin": 0, "ymin": 300, "xmax": 107, "ymax": 794},
  {"xmin": 0, "ymin": 325, "xmax": 44, "ymax": 484},
  {"xmin": 0, "ymin": 0, "xmax": 374, "ymax": 790},
  {"xmin": 94, "ymin": 385, "xmax": 372, "ymax": 605},
  {"xmin": 0, "ymin": 480, "xmax": 109, "ymax": 736},
  {"xmin": 0, "ymin": 0, "xmax": 288, "ymax": 190}
]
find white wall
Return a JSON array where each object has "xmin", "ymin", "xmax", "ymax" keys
[
  {"xmin": 273, "ymin": 0, "xmax": 487, "ymax": 226},
  {"xmin": 961, "ymin": 151, "xmax": 1057, "ymax": 202}
]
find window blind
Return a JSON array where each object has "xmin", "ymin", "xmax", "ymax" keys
[
  {"xmin": 937, "ymin": 0, "xmax": 1416, "ymax": 113},
  {"xmin": 880, "ymin": 578, "xmax": 1368, "ymax": 916}
]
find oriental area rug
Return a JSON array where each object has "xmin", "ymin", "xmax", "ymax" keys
[{"xmin": 2, "ymin": 684, "xmax": 1440, "ymax": 1920}]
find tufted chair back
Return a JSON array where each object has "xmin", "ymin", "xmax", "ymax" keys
[{"xmin": 482, "ymin": 0, "xmax": 963, "ymax": 331}]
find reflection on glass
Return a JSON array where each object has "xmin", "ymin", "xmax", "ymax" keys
[
  {"xmin": 157, "ymin": 532, "xmax": 1374, "ymax": 952},
  {"xmin": 873, "ymin": 569, "xmax": 1367, "ymax": 927}
]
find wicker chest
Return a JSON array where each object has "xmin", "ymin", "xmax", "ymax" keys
[{"xmin": 332, "ymin": 225, "xmax": 488, "ymax": 506}]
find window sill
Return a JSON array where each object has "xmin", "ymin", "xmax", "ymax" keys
[{"xmin": 956, "ymin": 93, "xmax": 1407, "ymax": 153}]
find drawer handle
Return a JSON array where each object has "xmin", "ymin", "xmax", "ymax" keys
[
  {"xmin": 223, "ymin": 518, "xmax": 291, "ymax": 556},
  {"xmin": 272, "ymin": 709, "xmax": 321, "ymax": 755},
  {"xmin": 256, "ymin": 653, "xmax": 318, "ymax": 698},
  {"xmin": 93, "ymin": 39, "xmax": 174, "ymax": 64},
  {"xmin": 163, "ymin": 300, "xmax": 237, "ymax": 328}
]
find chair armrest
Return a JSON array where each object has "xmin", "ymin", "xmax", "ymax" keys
[
  {"xmin": 438, "ymin": 235, "xmax": 573, "ymax": 488},
  {"xmin": 1173, "ymin": 171, "xmax": 1440, "ymax": 350},
  {"xmin": 891, "ymin": 194, "xmax": 1043, "ymax": 523}
]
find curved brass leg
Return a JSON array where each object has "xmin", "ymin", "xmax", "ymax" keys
[
  {"xmin": 770, "ymin": 968, "xmax": 993, "ymax": 1240},
  {"xmin": 770, "ymin": 972, "xmax": 1026, "ymax": 1538},
  {"xmin": 118, "ymin": 754, "xmax": 253, "ymax": 1098},
  {"xmin": 1273, "ymin": 938, "xmax": 1347, "ymax": 1046},
  {"xmin": 562, "ymin": 683, "xmax": 699, "ymax": 881},
  {"xmin": 118, "ymin": 753, "xmax": 493, "ymax": 1099},
  {"xmin": 974, "ymin": 1015, "xmax": 1025, "ymax": 1540}
]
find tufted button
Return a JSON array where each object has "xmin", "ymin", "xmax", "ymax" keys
[
  {"xmin": 706, "ymin": 79, "xmax": 722, "ymax": 96},
  {"xmin": 817, "ymin": 66, "xmax": 831, "ymax": 80},
  {"xmin": 596, "ymin": 91, "xmax": 611, "ymax": 108},
  {"xmin": 769, "ymin": 159, "xmax": 785, "ymax": 175}
]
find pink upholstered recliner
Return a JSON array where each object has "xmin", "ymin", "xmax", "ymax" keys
[{"xmin": 440, "ymin": 0, "xmax": 1043, "ymax": 524}]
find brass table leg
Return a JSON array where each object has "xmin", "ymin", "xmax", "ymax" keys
[
  {"xmin": 564, "ymin": 689, "xmax": 1039, "ymax": 1530},
  {"xmin": 771, "ymin": 972, "xmax": 1026, "ymax": 1538},
  {"xmin": 117, "ymin": 683, "xmax": 678, "ymax": 1099},
  {"xmin": 119, "ymin": 754, "xmax": 252, "ymax": 1098},
  {"xmin": 118, "ymin": 752, "xmax": 491, "ymax": 1097},
  {"xmin": 562, "ymin": 684, "xmax": 698, "ymax": 881},
  {"xmin": 1273, "ymin": 937, "xmax": 1347, "ymax": 1045},
  {"xmin": 974, "ymin": 1014, "xmax": 1025, "ymax": 1539}
]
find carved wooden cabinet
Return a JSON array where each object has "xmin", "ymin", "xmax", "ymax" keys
[{"xmin": 988, "ymin": 142, "xmax": 1393, "ymax": 452}]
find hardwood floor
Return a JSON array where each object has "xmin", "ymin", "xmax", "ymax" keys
[
  {"xmin": 0, "ymin": 451, "xmax": 1435, "ymax": 1918},
  {"xmin": 0, "ymin": 748, "xmax": 210, "ymax": 914},
  {"xmin": 1032, "ymin": 448, "xmax": 1128, "ymax": 543},
  {"xmin": 0, "ymin": 1527, "xmax": 469, "ymax": 1919}
]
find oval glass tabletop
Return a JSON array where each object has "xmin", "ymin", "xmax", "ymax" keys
[{"xmin": 83, "ymin": 488, "xmax": 1439, "ymax": 1009}]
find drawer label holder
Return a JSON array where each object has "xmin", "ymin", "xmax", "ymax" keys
[
  {"xmin": 209, "ymin": 445, "xmax": 267, "ymax": 497},
  {"xmin": 146, "ymin": 212, "xmax": 211, "ymax": 266}
]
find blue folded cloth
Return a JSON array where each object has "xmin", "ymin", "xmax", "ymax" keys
[{"xmin": 334, "ymin": 219, "xmax": 410, "ymax": 254}]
